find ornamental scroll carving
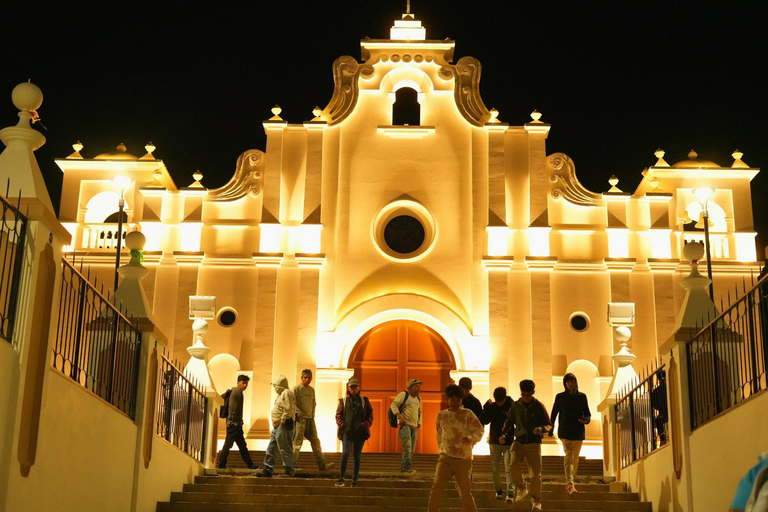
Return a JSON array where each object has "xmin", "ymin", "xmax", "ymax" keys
[
  {"xmin": 438, "ymin": 56, "xmax": 493, "ymax": 127},
  {"xmin": 323, "ymin": 56, "xmax": 374, "ymax": 126},
  {"xmin": 547, "ymin": 153, "xmax": 603, "ymax": 207},
  {"xmin": 208, "ymin": 149, "xmax": 265, "ymax": 202}
]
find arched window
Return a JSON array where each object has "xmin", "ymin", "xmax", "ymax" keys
[{"xmin": 392, "ymin": 87, "xmax": 420, "ymax": 126}]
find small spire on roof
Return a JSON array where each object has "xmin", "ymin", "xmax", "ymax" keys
[
  {"xmin": 312, "ymin": 106, "xmax": 323, "ymax": 121},
  {"xmin": 488, "ymin": 108, "xmax": 500, "ymax": 123},
  {"xmin": 654, "ymin": 148, "xmax": 669, "ymax": 167},
  {"xmin": 608, "ymin": 175, "xmax": 622, "ymax": 193},
  {"xmin": 140, "ymin": 141, "xmax": 156, "ymax": 160},
  {"xmin": 731, "ymin": 150, "xmax": 748, "ymax": 168},
  {"xmin": 188, "ymin": 170, "xmax": 205, "ymax": 188},
  {"xmin": 67, "ymin": 140, "xmax": 84, "ymax": 159},
  {"xmin": 269, "ymin": 105, "xmax": 283, "ymax": 121},
  {"xmin": 116, "ymin": 143, "xmax": 127, "ymax": 153},
  {"xmin": 687, "ymin": 149, "xmax": 698, "ymax": 160},
  {"xmin": 529, "ymin": 110, "xmax": 543, "ymax": 123}
]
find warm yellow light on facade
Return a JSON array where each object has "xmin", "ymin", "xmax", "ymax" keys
[
  {"xmin": 179, "ymin": 223, "xmax": 202, "ymax": 252},
  {"xmin": 607, "ymin": 229, "xmax": 629, "ymax": 259},
  {"xmin": 648, "ymin": 229, "xmax": 672, "ymax": 259},
  {"xmin": 486, "ymin": 226, "xmax": 508, "ymax": 256},
  {"xmin": 734, "ymin": 233, "xmax": 757, "ymax": 262},
  {"xmin": 259, "ymin": 224, "xmax": 283, "ymax": 254},
  {"xmin": 528, "ymin": 227, "xmax": 551, "ymax": 257},
  {"xmin": 300, "ymin": 224, "xmax": 322, "ymax": 254},
  {"xmin": 390, "ymin": 19, "xmax": 426, "ymax": 41},
  {"xmin": 140, "ymin": 222, "xmax": 163, "ymax": 251}
]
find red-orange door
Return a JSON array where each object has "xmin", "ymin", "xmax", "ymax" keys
[{"xmin": 348, "ymin": 320, "xmax": 455, "ymax": 453}]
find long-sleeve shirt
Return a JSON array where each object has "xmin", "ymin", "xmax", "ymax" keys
[
  {"xmin": 227, "ymin": 387, "xmax": 245, "ymax": 426},
  {"xmin": 271, "ymin": 388, "xmax": 296, "ymax": 426},
  {"xmin": 390, "ymin": 391, "xmax": 422, "ymax": 427},
  {"xmin": 293, "ymin": 384, "xmax": 316, "ymax": 418},
  {"xmin": 435, "ymin": 407, "xmax": 484, "ymax": 459},
  {"xmin": 462, "ymin": 393, "xmax": 484, "ymax": 421}
]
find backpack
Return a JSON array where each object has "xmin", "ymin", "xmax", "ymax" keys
[
  {"xmin": 388, "ymin": 391, "xmax": 421, "ymax": 427},
  {"xmin": 219, "ymin": 388, "xmax": 233, "ymax": 419}
]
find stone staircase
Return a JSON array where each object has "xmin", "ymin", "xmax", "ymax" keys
[{"xmin": 157, "ymin": 452, "xmax": 651, "ymax": 511}]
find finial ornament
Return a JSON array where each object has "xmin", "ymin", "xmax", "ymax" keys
[
  {"xmin": 654, "ymin": 148, "xmax": 669, "ymax": 167},
  {"xmin": 488, "ymin": 108, "xmax": 500, "ymax": 123},
  {"xmin": 141, "ymin": 141, "xmax": 156, "ymax": 160},
  {"xmin": 688, "ymin": 149, "xmax": 698, "ymax": 160},
  {"xmin": 116, "ymin": 143, "xmax": 127, "ymax": 153},
  {"xmin": 312, "ymin": 106, "xmax": 323, "ymax": 121},
  {"xmin": 649, "ymin": 177, "xmax": 660, "ymax": 191},
  {"xmin": 530, "ymin": 110, "xmax": 542, "ymax": 123},
  {"xmin": 608, "ymin": 175, "xmax": 622, "ymax": 193},
  {"xmin": 731, "ymin": 149, "xmax": 748, "ymax": 168},
  {"xmin": 67, "ymin": 140, "xmax": 84, "ymax": 159},
  {"xmin": 11, "ymin": 81, "xmax": 43, "ymax": 128},
  {"xmin": 407, "ymin": 0, "xmax": 411, "ymax": 14},
  {"xmin": 269, "ymin": 105, "xmax": 283, "ymax": 121},
  {"xmin": 188, "ymin": 170, "xmax": 205, "ymax": 188}
]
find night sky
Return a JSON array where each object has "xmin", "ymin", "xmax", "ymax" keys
[{"xmin": 3, "ymin": 2, "xmax": 767, "ymax": 252}]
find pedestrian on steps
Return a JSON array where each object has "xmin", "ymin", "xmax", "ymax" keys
[
  {"xmin": 390, "ymin": 378, "xmax": 423, "ymax": 473},
  {"xmin": 335, "ymin": 378, "xmax": 373, "ymax": 488},
  {"xmin": 481, "ymin": 386, "xmax": 515, "ymax": 500},
  {"xmin": 292, "ymin": 369, "xmax": 334, "ymax": 472},
  {"xmin": 257, "ymin": 374, "xmax": 296, "ymax": 477},
  {"xmin": 217, "ymin": 375, "xmax": 258, "ymax": 470},
  {"xmin": 550, "ymin": 373, "xmax": 591, "ymax": 494},
  {"xmin": 427, "ymin": 383, "xmax": 484, "ymax": 512}
]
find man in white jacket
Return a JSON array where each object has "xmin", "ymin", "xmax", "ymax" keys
[
  {"xmin": 427, "ymin": 383, "xmax": 484, "ymax": 512},
  {"xmin": 257, "ymin": 374, "xmax": 296, "ymax": 477}
]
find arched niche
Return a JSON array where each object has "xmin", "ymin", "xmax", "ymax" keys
[{"xmin": 84, "ymin": 191, "xmax": 131, "ymax": 223}]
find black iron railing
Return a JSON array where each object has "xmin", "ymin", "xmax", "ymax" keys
[
  {"xmin": 156, "ymin": 353, "xmax": 207, "ymax": 462},
  {"xmin": 0, "ymin": 186, "xmax": 28, "ymax": 343},
  {"xmin": 615, "ymin": 361, "xmax": 668, "ymax": 468},
  {"xmin": 52, "ymin": 259, "xmax": 142, "ymax": 418},
  {"xmin": 686, "ymin": 276, "xmax": 768, "ymax": 430}
]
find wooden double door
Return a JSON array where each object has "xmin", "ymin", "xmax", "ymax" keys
[{"xmin": 348, "ymin": 320, "xmax": 455, "ymax": 453}]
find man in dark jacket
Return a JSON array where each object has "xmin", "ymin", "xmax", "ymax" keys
[
  {"xmin": 217, "ymin": 375, "xmax": 258, "ymax": 470},
  {"xmin": 550, "ymin": 373, "xmax": 591, "ymax": 493},
  {"xmin": 499, "ymin": 380, "xmax": 552, "ymax": 509},
  {"xmin": 481, "ymin": 387, "xmax": 515, "ymax": 500},
  {"xmin": 458, "ymin": 377, "xmax": 483, "ymax": 420}
]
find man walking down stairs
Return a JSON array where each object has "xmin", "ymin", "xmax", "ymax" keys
[{"xmin": 158, "ymin": 452, "xmax": 652, "ymax": 511}]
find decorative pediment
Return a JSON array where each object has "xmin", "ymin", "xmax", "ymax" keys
[
  {"xmin": 209, "ymin": 149, "xmax": 265, "ymax": 202},
  {"xmin": 547, "ymin": 153, "xmax": 603, "ymax": 207},
  {"xmin": 323, "ymin": 56, "xmax": 374, "ymax": 126},
  {"xmin": 438, "ymin": 56, "xmax": 493, "ymax": 127}
]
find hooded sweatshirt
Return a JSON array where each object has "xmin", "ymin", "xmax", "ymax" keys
[
  {"xmin": 550, "ymin": 376, "xmax": 591, "ymax": 441},
  {"xmin": 271, "ymin": 374, "xmax": 296, "ymax": 427}
]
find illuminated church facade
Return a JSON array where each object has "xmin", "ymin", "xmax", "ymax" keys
[{"xmin": 52, "ymin": 12, "xmax": 760, "ymax": 458}]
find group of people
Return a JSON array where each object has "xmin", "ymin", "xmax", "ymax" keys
[{"xmin": 216, "ymin": 370, "xmax": 592, "ymax": 512}]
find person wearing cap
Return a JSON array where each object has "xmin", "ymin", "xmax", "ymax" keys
[
  {"xmin": 292, "ymin": 369, "xmax": 334, "ymax": 471},
  {"xmin": 335, "ymin": 378, "xmax": 373, "ymax": 487},
  {"xmin": 257, "ymin": 374, "xmax": 296, "ymax": 477},
  {"xmin": 390, "ymin": 378, "xmax": 423, "ymax": 473}
]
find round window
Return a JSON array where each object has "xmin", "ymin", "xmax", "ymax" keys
[
  {"xmin": 569, "ymin": 313, "xmax": 589, "ymax": 332},
  {"xmin": 372, "ymin": 199, "xmax": 437, "ymax": 262},
  {"xmin": 384, "ymin": 215, "xmax": 426, "ymax": 254},
  {"xmin": 218, "ymin": 309, "xmax": 237, "ymax": 327}
]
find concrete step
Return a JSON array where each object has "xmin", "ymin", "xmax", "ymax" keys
[{"xmin": 159, "ymin": 503, "xmax": 649, "ymax": 512}]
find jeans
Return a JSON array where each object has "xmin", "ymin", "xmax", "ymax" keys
[
  {"xmin": 263, "ymin": 425, "xmax": 295, "ymax": 473},
  {"xmin": 399, "ymin": 424, "xmax": 418, "ymax": 471},
  {"xmin": 489, "ymin": 443, "xmax": 514, "ymax": 496},
  {"xmin": 293, "ymin": 417, "xmax": 328, "ymax": 469},
  {"xmin": 427, "ymin": 454, "xmax": 477, "ymax": 512},
  {"xmin": 218, "ymin": 423, "xmax": 254, "ymax": 468},
  {"xmin": 339, "ymin": 433, "xmax": 365, "ymax": 482}
]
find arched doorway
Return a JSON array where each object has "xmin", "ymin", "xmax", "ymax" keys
[{"xmin": 348, "ymin": 320, "xmax": 456, "ymax": 453}]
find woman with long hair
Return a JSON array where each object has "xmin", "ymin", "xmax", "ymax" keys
[{"xmin": 334, "ymin": 378, "xmax": 374, "ymax": 487}]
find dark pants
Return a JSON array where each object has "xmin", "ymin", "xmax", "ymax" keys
[
  {"xmin": 218, "ymin": 423, "xmax": 254, "ymax": 468},
  {"xmin": 339, "ymin": 434, "xmax": 365, "ymax": 482}
]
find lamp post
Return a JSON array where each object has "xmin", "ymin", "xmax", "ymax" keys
[
  {"xmin": 112, "ymin": 175, "xmax": 132, "ymax": 293},
  {"xmin": 693, "ymin": 186, "xmax": 715, "ymax": 300}
]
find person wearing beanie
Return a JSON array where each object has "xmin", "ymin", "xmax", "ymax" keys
[
  {"xmin": 257, "ymin": 374, "xmax": 296, "ymax": 477},
  {"xmin": 550, "ymin": 373, "xmax": 591, "ymax": 493},
  {"xmin": 335, "ymin": 378, "xmax": 373, "ymax": 487},
  {"xmin": 292, "ymin": 369, "xmax": 334, "ymax": 471}
]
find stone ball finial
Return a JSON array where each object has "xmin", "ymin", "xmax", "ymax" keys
[
  {"xmin": 192, "ymin": 318, "xmax": 209, "ymax": 335},
  {"xmin": 489, "ymin": 108, "xmax": 500, "ymax": 123},
  {"xmin": 733, "ymin": 150, "xmax": 743, "ymax": 160},
  {"xmin": 12, "ymin": 81, "xmax": 43, "ymax": 111},
  {"xmin": 125, "ymin": 230, "xmax": 146, "ymax": 251},
  {"xmin": 312, "ymin": 106, "xmax": 322, "ymax": 118},
  {"xmin": 609, "ymin": 175, "xmax": 619, "ymax": 187},
  {"xmin": 614, "ymin": 325, "xmax": 632, "ymax": 343},
  {"xmin": 271, "ymin": 105, "xmax": 282, "ymax": 116},
  {"xmin": 683, "ymin": 241, "xmax": 705, "ymax": 263},
  {"xmin": 688, "ymin": 149, "xmax": 698, "ymax": 160},
  {"xmin": 193, "ymin": 170, "xmax": 203, "ymax": 182},
  {"xmin": 654, "ymin": 148, "xmax": 665, "ymax": 159},
  {"xmin": 72, "ymin": 141, "xmax": 84, "ymax": 152},
  {"xmin": 530, "ymin": 109, "xmax": 542, "ymax": 122},
  {"xmin": 145, "ymin": 141, "xmax": 156, "ymax": 154}
]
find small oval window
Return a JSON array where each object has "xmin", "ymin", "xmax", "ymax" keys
[
  {"xmin": 218, "ymin": 309, "xmax": 237, "ymax": 327},
  {"xmin": 570, "ymin": 314, "xmax": 589, "ymax": 332}
]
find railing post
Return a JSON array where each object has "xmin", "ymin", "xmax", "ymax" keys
[
  {"xmin": 5, "ymin": 211, "xmax": 27, "ymax": 340},
  {"xmin": 70, "ymin": 276, "xmax": 87, "ymax": 382},
  {"xmin": 200, "ymin": 398, "xmax": 209, "ymax": 463},
  {"xmin": 628, "ymin": 393, "xmax": 637, "ymax": 463},
  {"xmin": 747, "ymin": 289, "xmax": 760, "ymax": 395},
  {"xmin": 709, "ymin": 323, "xmax": 722, "ymax": 414},
  {"xmin": 164, "ymin": 370, "xmax": 174, "ymax": 442},
  {"xmin": 108, "ymin": 310, "xmax": 120, "ymax": 408},
  {"xmin": 184, "ymin": 385, "xmax": 193, "ymax": 453}
]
